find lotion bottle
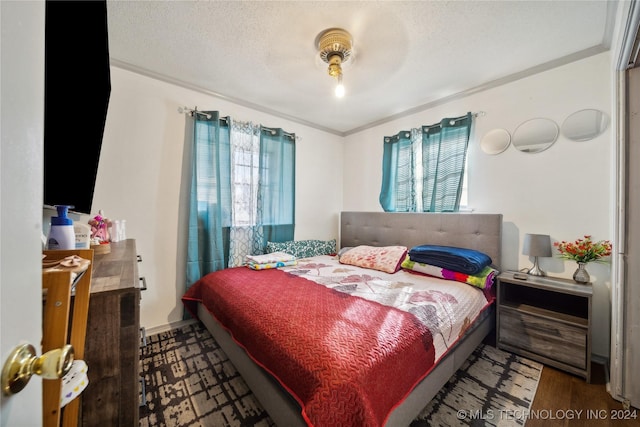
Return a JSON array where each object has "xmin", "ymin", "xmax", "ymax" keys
[
  {"xmin": 47, "ymin": 205, "xmax": 76, "ymax": 250},
  {"xmin": 74, "ymin": 222, "xmax": 91, "ymax": 249}
]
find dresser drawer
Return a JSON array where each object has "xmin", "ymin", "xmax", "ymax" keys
[{"xmin": 499, "ymin": 307, "xmax": 587, "ymax": 369}]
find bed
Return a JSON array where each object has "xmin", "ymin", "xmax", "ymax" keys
[{"xmin": 182, "ymin": 211, "xmax": 502, "ymax": 426}]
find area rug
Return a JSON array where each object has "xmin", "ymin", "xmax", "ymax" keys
[
  {"xmin": 139, "ymin": 322, "xmax": 542, "ymax": 427},
  {"xmin": 410, "ymin": 343, "xmax": 542, "ymax": 427}
]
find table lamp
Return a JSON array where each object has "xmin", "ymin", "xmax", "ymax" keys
[{"xmin": 523, "ymin": 233, "xmax": 552, "ymax": 276}]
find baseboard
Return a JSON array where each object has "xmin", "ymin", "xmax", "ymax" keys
[
  {"xmin": 590, "ymin": 354, "xmax": 612, "ymax": 396},
  {"xmin": 144, "ymin": 319, "xmax": 199, "ymax": 337},
  {"xmin": 592, "ymin": 353, "xmax": 608, "ymax": 366}
]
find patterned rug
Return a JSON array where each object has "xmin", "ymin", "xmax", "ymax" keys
[
  {"xmin": 139, "ymin": 322, "xmax": 542, "ymax": 427},
  {"xmin": 411, "ymin": 344, "xmax": 542, "ymax": 427}
]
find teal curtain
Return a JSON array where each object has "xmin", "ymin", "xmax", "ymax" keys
[
  {"xmin": 421, "ymin": 112, "xmax": 472, "ymax": 212},
  {"xmin": 185, "ymin": 111, "xmax": 232, "ymax": 292},
  {"xmin": 379, "ymin": 113, "xmax": 472, "ymax": 212},
  {"xmin": 379, "ymin": 130, "xmax": 414, "ymax": 212},
  {"xmin": 257, "ymin": 126, "xmax": 296, "ymax": 244}
]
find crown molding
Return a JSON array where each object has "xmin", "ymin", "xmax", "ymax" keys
[{"xmin": 111, "ymin": 45, "xmax": 609, "ymax": 138}]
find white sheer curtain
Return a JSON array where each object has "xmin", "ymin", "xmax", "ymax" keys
[{"xmin": 228, "ymin": 120, "xmax": 262, "ymax": 267}]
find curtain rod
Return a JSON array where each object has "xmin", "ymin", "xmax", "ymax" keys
[
  {"xmin": 178, "ymin": 106, "xmax": 297, "ymax": 140},
  {"xmin": 261, "ymin": 126, "xmax": 296, "ymax": 140},
  {"xmin": 445, "ymin": 111, "xmax": 485, "ymax": 123},
  {"xmin": 177, "ymin": 106, "xmax": 214, "ymax": 120},
  {"xmin": 422, "ymin": 111, "xmax": 486, "ymax": 129}
]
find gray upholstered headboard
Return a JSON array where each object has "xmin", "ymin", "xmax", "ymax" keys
[{"xmin": 340, "ymin": 211, "xmax": 503, "ymax": 268}]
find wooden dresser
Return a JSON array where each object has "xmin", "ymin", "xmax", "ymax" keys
[{"xmin": 81, "ymin": 239, "xmax": 140, "ymax": 426}]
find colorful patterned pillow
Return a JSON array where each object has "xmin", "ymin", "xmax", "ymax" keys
[
  {"xmin": 401, "ymin": 256, "xmax": 498, "ymax": 289},
  {"xmin": 338, "ymin": 245, "xmax": 408, "ymax": 273},
  {"xmin": 247, "ymin": 260, "xmax": 297, "ymax": 270},
  {"xmin": 266, "ymin": 239, "xmax": 336, "ymax": 259}
]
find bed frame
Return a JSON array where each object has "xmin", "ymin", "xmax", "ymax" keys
[{"xmin": 197, "ymin": 211, "xmax": 503, "ymax": 426}]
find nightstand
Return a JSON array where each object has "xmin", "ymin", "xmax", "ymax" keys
[{"xmin": 496, "ymin": 271, "xmax": 592, "ymax": 382}]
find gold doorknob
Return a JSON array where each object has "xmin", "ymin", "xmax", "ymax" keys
[{"xmin": 1, "ymin": 343, "xmax": 74, "ymax": 395}]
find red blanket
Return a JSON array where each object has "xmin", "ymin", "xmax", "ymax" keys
[{"xmin": 182, "ymin": 267, "xmax": 435, "ymax": 427}]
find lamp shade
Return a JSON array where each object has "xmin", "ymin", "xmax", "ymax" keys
[{"xmin": 523, "ymin": 234, "xmax": 552, "ymax": 257}]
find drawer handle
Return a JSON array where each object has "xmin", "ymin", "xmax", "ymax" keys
[
  {"xmin": 140, "ymin": 327, "xmax": 147, "ymax": 347},
  {"xmin": 139, "ymin": 277, "xmax": 147, "ymax": 291},
  {"xmin": 139, "ymin": 376, "xmax": 147, "ymax": 407}
]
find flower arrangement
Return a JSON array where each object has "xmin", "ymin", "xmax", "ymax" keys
[
  {"xmin": 554, "ymin": 235, "xmax": 612, "ymax": 264},
  {"xmin": 88, "ymin": 210, "xmax": 112, "ymax": 244}
]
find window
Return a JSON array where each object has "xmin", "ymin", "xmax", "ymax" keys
[
  {"xmin": 380, "ymin": 113, "xmax": 472, "ymax": 213},
  {"xmin": 187, "ymin": 111, "xmax": 295, "ymax": 282},
  {"xmin": 230, "ymin": 121, "xmax": 260, "ymax": 227}
]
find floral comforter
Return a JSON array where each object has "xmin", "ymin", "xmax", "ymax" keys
[{"xmin": 282, "ymin": 255, "xmax": 494, "ymax": 357}]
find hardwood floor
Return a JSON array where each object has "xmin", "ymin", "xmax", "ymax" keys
[{"xmin": 527, "ymin": 362, "xmax": 639, "ymax": 427}]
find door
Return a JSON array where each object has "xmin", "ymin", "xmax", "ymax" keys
[
  {"xmin": 0, "ymin": 1, "xmax": 46, "ymax": 426},
  {"xmin": 611, "ymin": 0, "xmax": 640, "ymax": 411},
  {"xmin": 623, "ymin": 64, "xmax": 640, "ymax": 409}
]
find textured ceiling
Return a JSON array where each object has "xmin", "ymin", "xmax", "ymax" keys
[{"xmin": 106, "ymin": 1, "xmax": 615, "ymax": 135}]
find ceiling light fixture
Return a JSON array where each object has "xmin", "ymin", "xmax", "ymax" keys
[{"xmin": 317, "ymin": 28, "xmax": 352, "ymax": 98}]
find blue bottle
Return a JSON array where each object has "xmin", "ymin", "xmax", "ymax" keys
[{"xmin": 47, "ymin": 205, "xmax": 76, "ymax": 250}]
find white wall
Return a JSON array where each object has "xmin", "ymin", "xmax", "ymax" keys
[
  {"xmin": 343, "ymin": 52, "xmax": 613, "ymax": 358},
  {"xmin": 92, "ymin": 67, "xmax": 344, "ymax": 331}
]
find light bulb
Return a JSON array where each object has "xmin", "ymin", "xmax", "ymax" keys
[{"xmin": 334, "ymin": 74, "xmax": 345, "ymax": 98}]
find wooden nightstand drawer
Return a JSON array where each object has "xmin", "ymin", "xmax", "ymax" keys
[
  {"xmin": 496, "ymin": 272, "xmax": 592, "ymax": 382},
  {"xmin": 499, "ymin": 307, "xmax": 587, "ymax": 370}
]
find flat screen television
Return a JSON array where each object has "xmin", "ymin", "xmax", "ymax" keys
[{"xmin": 43, "ymin": 0, "xmax": 111, "ymax": 215}]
